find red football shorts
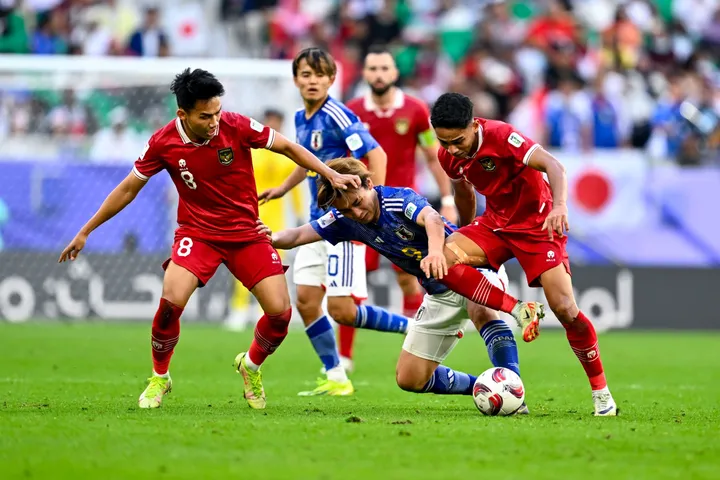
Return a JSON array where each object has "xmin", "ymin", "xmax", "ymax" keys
[
  {"xmin": 163, "ymin": 235, "xmax": 285, "ymax": 288},
  {"xmin": 456, "ymin": 221, "xmax": 570, "ymax": 287},
  {"xmin": 365, "ymin": 246, "xmax": 403, "ymax": 273}
]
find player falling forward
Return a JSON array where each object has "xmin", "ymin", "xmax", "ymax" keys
[
  {"xmin": 339, "ymin": 45, "xmax": 458, "ymax": 365},
  {"xmin": 260, "ymin": 48, "xmax": 415, "ymax": 396},
  {"xmin": 430, "ymin": 93, "xmax": 618, "ymax": 416},
  {"xmin": 58, "ymin": 68, "xmax": 360, "ymax": 410},
  {"xmin": 265, "ymin": 158, "xmax": 526, "ymax": 409}
]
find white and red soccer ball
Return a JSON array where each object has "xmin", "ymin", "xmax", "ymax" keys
[{"xmin": 472, "ymin": 367, "xmax": 525, "ymax": 416}]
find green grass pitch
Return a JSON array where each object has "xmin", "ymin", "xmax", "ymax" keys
[{"xmin": 1, "ymin": 323, "xmax": 719, "ymax": 479}]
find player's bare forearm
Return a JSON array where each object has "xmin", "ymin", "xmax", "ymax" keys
[
  {"xmin": 527, "ymin": 148, "xmax": 567, "ymax": 207},
  {"xmin": 421, "ymin": 146, "xmax": 452, "ymax": 197},
  {"xmin": 269, "ymin": 133, "xmax": 332, "ymax": 179},
  {"xmin": 417, "ymin": 207, "xmax": 446, "ymax": 255},
  {"xmin": 80, "ymin": 172, "xmax": 145, "ymax": 235},
  {"xmin": 453, "ymin": 179, "xmax": 476, "ymax": 227},
  {"xmin": 279, "ymin": 165, "xmax": 308, "ymax": 195},
  {"xmin": 271, "ymin": 224, "xmax": 322, "ymax": 250},
  {"xmin": 365, "ymin": 147, "xmax": 387, "ymax": 185}
]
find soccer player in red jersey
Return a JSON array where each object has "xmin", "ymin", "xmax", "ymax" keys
[
  {"xmin": 339, "ymin": 46, "xmax": 458, "ymax": 365},
  {"xmin": 430, "ymin": 93, "xmax": 617, "ymax": 416},
  {"xmin": 58, "ymin": 68, "xmax": 360, "ymax": 410}
]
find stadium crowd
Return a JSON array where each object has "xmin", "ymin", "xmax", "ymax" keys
[{"xmin": 0, "ymin": 0, "xmax": 718, "ymax": 164}]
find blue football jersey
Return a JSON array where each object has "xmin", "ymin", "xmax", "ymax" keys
[
  {"xmin": 310, "ymin": 186, "xmax": 455, "ymax": 295},
  {"xmin": 295, "ymin": 96, "xmax": 380, "ymax": 221}
]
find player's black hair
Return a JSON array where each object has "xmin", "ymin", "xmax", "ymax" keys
[
  {"xmin": 170, "ymin": 68, "xmax": 225, "ymax": 111},
  {"xmin": 366, "ymin": 44, "xmax": 392, "ymax": 56},
  {"xmin": 430, "ymin": 93, "xmax": 474, "ymax": 130},
  {"xmin": 292, "ymin": 47, "xmax": 337, "ymax": 78},
  {"xmin": 263, "ymin": 108, "xmax": 284, "ymax": 121}
]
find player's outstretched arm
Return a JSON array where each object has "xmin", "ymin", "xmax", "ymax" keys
[
  {"xmin": 364, "ymin": 146, "xmax": 387, "ymax": 186},
  {"xmin": 269, "ymin": 223, "xmax": 322, "ymax": 250},
  {"xmin": 453, "ymin": 178, "xmax": 476, "ymax": 227},
  {"xmin": 526, "ymin": 147, "xmax": 570, "ymax": 240},
  {"xmin": 58, "ymin": 172, "xmax": 146, "ymax": 263},
  {"xmin": 415, "ymin": 206, "xmax": 449, "ymax": 280},
  {"xmin": 258, "ymin": 165, "xmax": 307, "ymax": 205},
  {"xmin": 268, "ymin": 132, "xmax": 360, "ymax": 190}
]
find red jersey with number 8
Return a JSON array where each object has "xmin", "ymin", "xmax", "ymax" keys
[{"xmin": 133, "ymin": 112, "xmax": 276, "ymax": 243}]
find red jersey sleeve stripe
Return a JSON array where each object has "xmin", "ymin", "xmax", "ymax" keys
[
  {"xmin": 523, "ymin": 144, "xmax": 540, "ymax": 165},
  {"xmin": 265, "ymin": 128, "xmax": 276, "ymax": 149}
]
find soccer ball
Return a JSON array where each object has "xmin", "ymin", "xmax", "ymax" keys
[{"xmin": 472, "ymin": 367, "xmax": 525, "ymax": 416}]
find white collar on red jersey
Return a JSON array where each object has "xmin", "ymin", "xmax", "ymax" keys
[
  {"xmin": 469, "ymin": 122, "xmax": 484, "ymax": 158},
  {"xmin": 175, "ymin": 117, "xmax": 216, "ymax": 146},
  {"xmin": 363, "ymin": 88, "xmax": 405, "ymax": 118}
]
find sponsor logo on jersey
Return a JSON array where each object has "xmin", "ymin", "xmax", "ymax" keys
[
  {"xmin": 345, "ymin": 133, "xmax": 364, "ymax": 151},
  {"xmin": 394, "ymin": 225, "xmax": 415, "ymax": 241},
  {"xmin": 508, "ymin": 132, "xmax": 525, "ymax": 148},
  {"xmin": 546, "ymin": 250, "xmax": 556, "ymax": 262},
  {"xmin": 249, "ymin": 118, "xmax": 264, "ymax": 132},
  {"xmin": 478, "ymin": 157, "xmax": 496, "ymax": 172},
  {"xmin": 217, "ymin": 147, "xmax": 234, "ymax": 166},
  {"xmin": 395, "ymin": 118, "xmax": 410, "ymax": 135},
  {"xmin": 404, "ymin": 202, "xmax": 417, "ymax": 220},
  {"xmin": 311, "ymin": 130, "xmax": 323, "ymax": 150},
  {"xmin": 317, "ymin": 211, "xmax": 337, "ymax": 228},
  {"xmin": 178, "ymin": 159, "xmax": 186, "ymax": 168}
]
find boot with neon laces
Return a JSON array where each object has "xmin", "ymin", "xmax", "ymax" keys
[
  {"xmin": 510, "ymin": 301, "xmax": 545, "ymax": 342},
  {"xmin": 138, "ymin": 374, "xmax": 172, "ymax": 409},
  {"xmin": 300, "ymin": 362, "xmax": 354, "ymax": 396},
  {"xmin": 234, "ymin": 352, "xmax": 266, "ymax": 409},
  {"xmin": 592, "ymin": 387, "xmax": 618, "ymax": 416}
]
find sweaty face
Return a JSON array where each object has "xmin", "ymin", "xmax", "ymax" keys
[
  {"xmin": 363, "ymin": 53, "xmax": 398, "ymax": 96},
  {"xmin": 179, "ymin": 97, "xmax": 222, "ymax": 141},
  {"xmin": 332, "ymin": 187, "xmax": 379, "ymax": 224},
  {"xmin": 434, "ymin": 121, "xmax": 479, "ymax": 159},
  {"xmin": 294, "ymin": 59, "xmax": 334, "ymax": 104}
]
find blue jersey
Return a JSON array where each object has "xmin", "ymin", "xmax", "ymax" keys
[
  {"xmin": 310, "ymin": 186, "xmax": 455, "ymax": 295},
  {"xmin": 295, "ymin": 96, "xmax": 380, "ymax": 221}
]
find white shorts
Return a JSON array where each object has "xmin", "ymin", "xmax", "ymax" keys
[
  {"xmin": 293, "ymin": 240, "xmax": 368, "ymax": 299},
  {"xmin": 402, "ymin": 266, "xmax": 508, "ymax": 363}
]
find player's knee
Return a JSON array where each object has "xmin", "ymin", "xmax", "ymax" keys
[
  {"xmin": 395, "ymin": 368, "xmax": 428, "ymax": 393},
  {"xmin": 547, "ymin": 294, "xmax": 577, "ymax": 323},
  {"xmin": 296, "ymin": 296, "xmax": 322, "ymax": 322},
  {"xmin": 326, "ymin": 301, "xmax": 356, "ymax": 326}
]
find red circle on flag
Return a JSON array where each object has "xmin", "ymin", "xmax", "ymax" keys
[{"xmin": 573, "ymin": 169, "xmax": 612, "ymax": 213}]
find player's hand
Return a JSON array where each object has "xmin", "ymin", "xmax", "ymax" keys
[
  {"xmin": 255, "ymin": 219, "xmax": 272, "ymax": 240},
  {"xmin": 542, "ymin": 204, "xmax": 570, "ymax": 240},
  {"xmin": 420, "ymin": 250, "xmax": 449, "ymax": 280},
  {"xmin": 330, "ymin": 173, "xmax": 361, "ymax": 190},
  {"xmin": 58, "ymin": 232, "xmax": 88, "ymax": 263},
  {"xmin": 258, "ymin": 187, "xmax": 286, "ymax": 205},
  {"xmin": 440, "ymin": 205, "xmax": 458, "ymax": 225}
]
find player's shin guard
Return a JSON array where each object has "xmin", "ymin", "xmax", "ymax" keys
[
  {"xmin": 403, "ymin": 292, "xmax": 424, "ymax": 318},
  {"xmin": 422, "ymin": 366, "xmax": 477, "ymax": 395},
  {"xmin": 151, "ymin": 298, "xmax": 183, "ymax": 375},
  {"xmin": 337, "ymin": 324, "xmax": 356, "ymax": 360},
  {"xmin": 248, "ymin": 308, "xmax": 291, "ymax": 367},
  {"xmin": 479, "ymin": 320, "xmax": 520, "ymax": 376},
  {"xmin": 440, "ymin": 264, "xmax": 518, "ymax": 313},
  {"xmin": 563, "ymin": 311, "xmax": 607, "ymax": 391},
  {"xmin": 354, "ymin": 305, "xmax": 409, "ymax": 334}
]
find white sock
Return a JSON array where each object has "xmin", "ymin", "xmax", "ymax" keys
[
  {"xmin": 244, "ymin": 352, "xmax": 261, "ymax": 372},
  {"xmin": 326, "ymin": 365, "xmax": 348, "ymax": 383},
  {"xmin": 592, "ymin": 386, "xmax": 611, "ymax": 395},
  {"xmin": 153, "ymin": 370, "xmax": 170, "ymax": 379}
]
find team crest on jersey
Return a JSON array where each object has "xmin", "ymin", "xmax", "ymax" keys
[
  {"xmin": 478, "ymin": 157, "xmax": 496, "ymax": 172},
  {"xmin": 311, "ymin": 130, "xmax": 323, "ymax": 151},
  {"xmin": 217, "ymin": 147, "xmax": 234, "ymax": 166},
  {"xmin": 394, "ymin": 225, "xmax": 415, "ymax": 241},
  {"xmin": 395, "ymin": 118, "xmax": 410, "ymax": 135}
]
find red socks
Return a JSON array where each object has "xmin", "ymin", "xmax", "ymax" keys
[
  {"xmin": 248, "ymin": 308, "xmax": 292, "ymax": 366},
  {"xmin": 151, "ymin": 298, "xmax": 183, "ymax": 375},
  {"xmin": 440, "ymin": 264, "xmax": 518, "ymax": 313},
  {"xmin": 402, "ymin": 292, "xmax": 424, "ymax": 318},
  {"xmin": 338, "ymin": 325, "xmax": 356, "ymax": 359},
  {"xmin": 563, "ymin": 311, "xmax": 607, "ymax": 390}
]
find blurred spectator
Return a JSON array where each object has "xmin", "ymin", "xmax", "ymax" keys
[
  {"xmin": 0, "ymin": 1, "xmax": 28, "ymax": 53},
  {"xmin": 544, "ymin": 73, "xmax": 593, "ymax": 151},
  {"xmin": 71, "ymin": 6, "xmax": 113, "ymax": 56},
  {"xmin": 31, "ymin": 9, "xmax": 68, "ymax": 55},
  {"xmin": 127, "ymin": 7, "xmax": 169, "ymax": 57},
  {"xmin": 44, "ymin": 89, "xmax": 96, "ymax": 137},
  {"xmin": 89, "ymin": 106, "xmax": 144, "ymax": 164}
]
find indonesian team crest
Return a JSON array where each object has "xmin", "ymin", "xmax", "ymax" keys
[
  {"xmin": 217, "ymin": 147, "xmax": 234, "ymax": 166},
  {"xmin": 395, "ymin": 118, "xmax": 410, "ymax": 135},
  {"xmin": 478, "ymin": 157, "xmax": 496, "ymax": 172},
  {"xmin": 311, "ymin": 130, "xmax": 323, "ymax": 151}
]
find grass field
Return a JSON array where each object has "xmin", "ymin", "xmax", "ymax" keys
[{"xmin": 1, "ymin": 323, "xmax": 719, "ymax": 479}]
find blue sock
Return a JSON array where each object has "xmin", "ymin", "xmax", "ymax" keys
[
  {"xmin": 355, "ymin": 305, "xmax": 409, "ymax": 333},
  {"xmin": 422, "ymin": 365, "xmax": 477, "ymax": 395},
  {"xmin": 305, "ymin": 316, "xmax": 340, "ymax": 371},
  {"xmin": 480, "ymin": 319, "xmax": 520, "ymax": 376}
]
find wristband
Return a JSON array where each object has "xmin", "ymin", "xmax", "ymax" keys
[{"xmin": 441, "ymin": 196, "xmax": 455, "ymax": 207}]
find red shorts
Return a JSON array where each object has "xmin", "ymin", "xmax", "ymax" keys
[
  {"xmin": 365, "ymin": 247, "xmax": 403, "ymax": 273},
  {"xmin": 163, "ymin": 234, "xmax": 285, "ymax": 289},
  {"xmin": 457, "ymin": 222, "xmax": 571, "ymax": 287}
]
